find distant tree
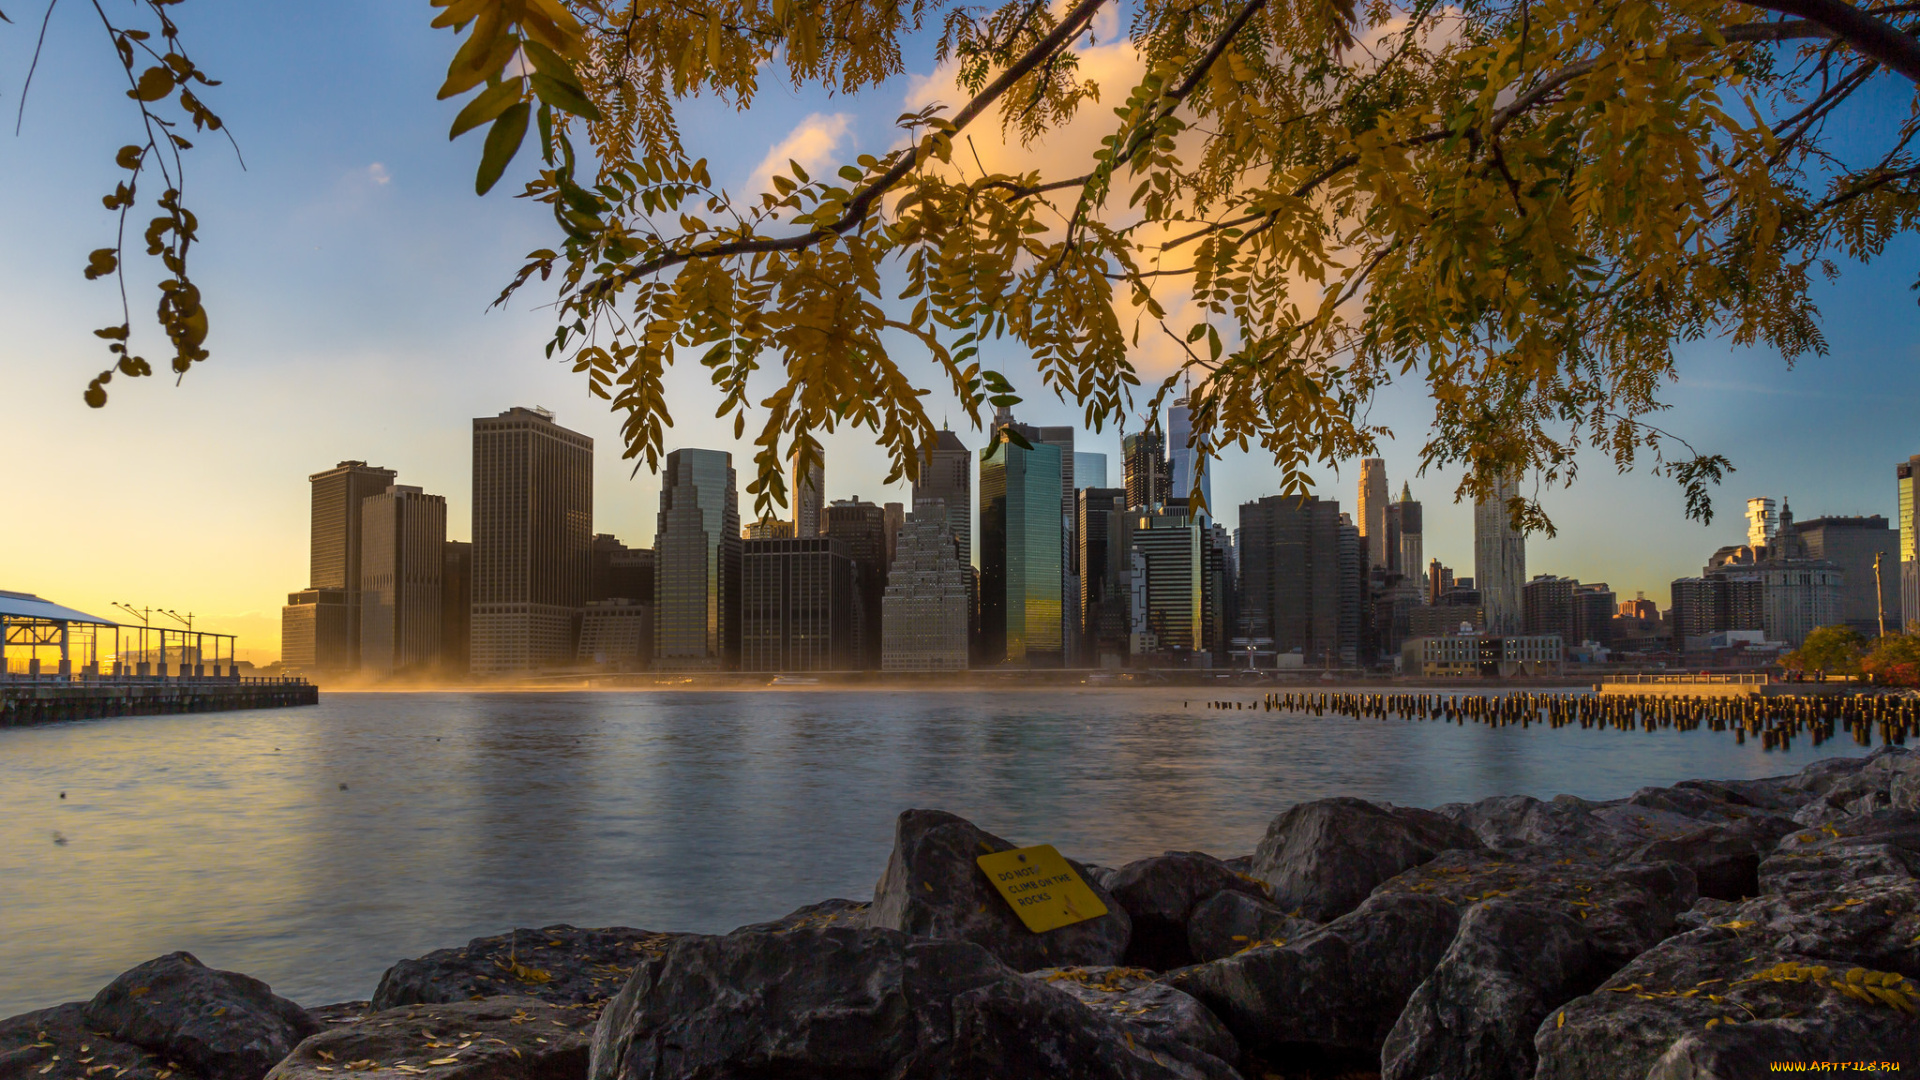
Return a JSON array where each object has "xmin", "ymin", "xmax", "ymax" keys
[
  {"xmin": 1863, "ymin": 632, "xmax": 1920, "ymax": 686},
  {"xmin": 22, "ymin": 0, "xmax": 1920, "ymax": 522},
  {"xmin": 1784, "ymin": 624, "xmax": 1865, "ymax": 676}
]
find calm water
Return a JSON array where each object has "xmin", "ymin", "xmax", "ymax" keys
[{"xmin": 0, "ymin": 688, "xmax": 1864, "ymax": 1016}]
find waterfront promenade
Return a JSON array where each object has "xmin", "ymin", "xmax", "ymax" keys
[{"xmin": 0, "ymin": 675, "xmax": 317, "ymax": 726}]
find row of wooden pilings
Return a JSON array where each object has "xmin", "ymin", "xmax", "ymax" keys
[
  {"xmin": 1189, "ymin": 690, "xmax": 1916, "ymax": 752},
  {"xmin": 0, "ymin": 681, "xmax": 318, "ymax": 726}
]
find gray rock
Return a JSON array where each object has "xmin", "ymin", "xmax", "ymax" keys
[
  {"xmin": 264, "ymin": 997, "xmax": 591, "ymax": 1080},
  {"xmin": 1100, "ymin": 852, "xmax": 1272, "ymax": 969},
  {"xmin": 1625, "ymin": 776, "xmax": 1813, "ymax": 822},
  {"xmin": 81, "ymin": 953, "xmax": 319, "ymax": 1080},
  {"xmin": 732, "ymin": 898, "xmax": 870, "ymax": 934},
  {"xmin": 1183, "ymin": 891, "xmax": 1318, "ymax": 964},
  {"xmin": 1026, "ymin": 968, "xmax": 1240, "ymax": 1071},
  {"xmin": 0, "ymin": 1003, "xmax": 172, "ymax": 1080},
  {"xmin": 866, "ymin": 808, "xmax": 1131, "ymax": 972},
  {"xmin": 371, "ymin": 926, "xmax": 679, "ymax": 1011},
  {"xmin": 1249, "ymin": 798, "xmax": 1479, "ymax": 921},
  {"xmin": 587, "ymin": 924, "xmax": 1236, "ymax": 1080},
  {"xmin": 1535, "ymin": 929, "xmax": 1920, "ymax": 1079},
  {"xmin": 1380, "ymin": 899, "xmax": 1594, "ymax": 1080},
  {"xmin": 1632, "ymin": 826, "xmax": 1765, "ymax": 902},
  {"xmin": 1674, "ymin": 897, "xmax": 1735, "ymax": 932},
  {"xmin": 1165, "ymin": 891, "xmax": 1463, "ymax": 1060},
  {"xmin": 1758, "ymin": 811, "xmax": 1920, "ymax": 893},
  {"xmin": 1438, "ymin": 793, "xmax": 1709, "ymax": 860},
  {"xmin": 1792, "ymin": 747, "xmax": 1920, "ymax": 825},
  {"xmin": 1710, "ymin": 875, "xmax": 1920, "ymax": 980}
]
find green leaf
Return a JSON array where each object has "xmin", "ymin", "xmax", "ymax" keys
[
  {"xmin": 530, "ymin": 71, "xmax": 601, "ymax": 121},
  {"xmin": 450, "ymin": 80, "xmax": 523, "ymax": 139},
  {"xmin": 475, "ymin": 102, "xmax": 531, "ymax": 195}
]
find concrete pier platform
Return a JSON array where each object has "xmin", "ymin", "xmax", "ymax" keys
[{"xmin": 0, "ymin": 678, "xmax": 317, "ymax": 726}]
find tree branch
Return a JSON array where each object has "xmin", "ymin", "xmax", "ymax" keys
[{"xmin": 1739, "ymin": 0, "xmax": 1920, "ymax": 81}]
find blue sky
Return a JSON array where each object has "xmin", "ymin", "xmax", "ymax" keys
[{"xmin": 1, "ymin": 1, "xmax": 1915, "ymax": 661}]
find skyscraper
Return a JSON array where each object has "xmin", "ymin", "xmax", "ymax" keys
[
  {"xmin": 979, "ymin": 430, "xmax": 1064, "ymax": 665},
  {"xmin": 790, "ymin": 446, "xmax": 825, "ymax": 538},
  {"xmin": 1747, "ymin": 497, "xmax": 1779, "ymax": 549},
  {"xmin": 471, "ymin": 407, "xmax": 593, "ymax": 675},
  {"xmin": 1397, "ymin": 482, "xmax": 1424, "ymax": 591},
  {"xmin": 441, "ymin": 541, "xmax": 471, "ymax": 677},
  {"xmin": 1128, "ymin": 510, "xmax": 1205, "ymax": 658},
  {"xmin": 740, "ymin": 537, "xmax": 856, "ymax": 671},
  {"xmin": 1900, "ymin": 456, "xmax": 1920, "ymax": 631},
  {"xmin": 1122, "ymin": 427, "xmax": 1168, "ymax": 510},
  {"xmin": 1474, "ymin": 470, "xmax": 1526, "ymax": 633},
  {"xmin": 301, "ymin": 459, "xmax": 397, "ymax": 669},
  {"xmin": 1078, "ymin": 487, "xmax": 1130, "ymax": 662},
  {"xmin": 654, "ymin": 448, "xmax": 742, "ymax": 669},
  {"xmin": 1074, "ymin": 452, "xmax": 1109, "ymax": 490},
  {"xmin": 1168, "ymin": 398, "xmax": 1212, "ymax": 519},
  {"xmin": 1238, "ymin": 495, "xmax": 1351, "ymax": 667},
  {"xmin": 1791, "ymin": 514, "xmax": 1898, "ymax": 636},
  {"xmin": 914, "ymin": 428, "xmax": 972, "ymax": 565},
  {"xmin": 828, "ymin": 497, "xmax": 888, "ymax": 668},
  {"xmin": 1358, "ymin": 458, "xmax": 1389, "ymax": 571},
  {"xmin": 882, "ymin": 500, "xmax": 971, "ymax": 671},
  {"xmin": 360, "ymin": 485, "xmax": 447, "ymax": 678}
]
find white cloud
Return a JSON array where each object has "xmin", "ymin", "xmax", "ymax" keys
[
  {"xmin": 743, "ymin": 113, "xmax": 854, "ymax": 200},
  {"xmin": 367, "ymin": 163, "xmax": 391, "ymax": 186}
]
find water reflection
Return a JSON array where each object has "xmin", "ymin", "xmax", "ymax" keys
[{"xmin": 0, "ymin": 688, "xmax": 1863, "ymax": 1015}]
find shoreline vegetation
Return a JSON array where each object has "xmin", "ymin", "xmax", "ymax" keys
[{"xmin": 6, "ymin": 750, "xmax": 1920, "ymax": 1078}]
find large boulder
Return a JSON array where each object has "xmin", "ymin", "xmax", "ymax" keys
[
  {"xmin": 1707, "ymin": 874, "xmax": 1920, "ymax": 981},
  {"xmin": 80, "ymin": 953, "xmax": 319, "ymax": 1080},
  {"xmin": 1632, "ymin": 826, "xmax": 1768, "ymax": 902},
  {"xmin": 1436, "ymin": 793, "xmax": 1709, "ymax": 861},
  {"xmin": 865, "ymin": 809, "xmax": 1131, "ymax": 971},
  {"xmin": 1099, "ymin": 852, "xmax": 1272, "ymax": 969},
  {"xmin": 1184, "ymin": 891, "xmax": 1319, "ymax": 964},
  {"xmin": 1625, "ymin": 776, "xmax": 1813, "ymax": 824},
  {"xmin": 1783, "ymin": 747, "xmax": 1915, "ymax": 821},
  {"xmin": 732, "ymin": 898, "xmax": 870, "ymax": 934},
  {"xmin": 371, "ymin": 926, "xmax": 680, "ymax": 1011},
  {"xmin": 0, "ymin": 1003, "xmax": 170, "ymax": 1080},
  {"xmin": 1249, "ymin": 798, "xmax": 1479, "ymax": 921},
  {"xmin": 264, "ymin": 997, "xmax": 590, "ymax": 1080},
  {"xmin": 1758, "ymin": 811, "xmax": 1920, "ymax": 894},
  {"xmin": 1535, "ymin": 929, "xmax": 1920, "ymax": 1079},
  {"xmin": 1028, "ymin": 968, "xmax": 1240, "ymax": 1073},
  {"xmin": 1165, "ymin": 891, "xmax": 1463, "ymax": 1062},
  {"xmin": 587, "ymin": 924, "xmax": 1237, "ymax": 1080}
]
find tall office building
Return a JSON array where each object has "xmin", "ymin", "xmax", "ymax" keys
[
  {"xmin": 1336, "ymin": 513, "xmax": 1361, "ymax": 664},
  {"xmin": 790, "ymin": 446, "xmax": 826, "ymax": 538},
  {"xmin": 744, "ymin": 517, "xmax": 796, "ymax": 539},
  {"xmin": 1122, "ymin": 427, "xmax": 1168, "ymax": 510},
  {"xmin": 1747, "ymin": 497, "xmax": 1779, "ymax": 549},
  {"xmin": 1074, "ymin": 452, "xmax": 1109, "ymax": 490},
  {"xmin": 588, "ymin": 533, "xmax": 653, "ymax": 601},
  {"xmin": 998, "ymin": 412, "xmax": 1076, "ymax": 660},
  {"xmin": 1238, "ymin": 495, "xmax": 1351, "ymax": 667},
  {"xmin": 281, "ymin": 589, "xmax": 352, "ymax": 672},
  {"xmin": 915, "ymin": 428, "xmax": 973, "ymax": 564},
  {"xmin": 1168, "ymin": 399, "xmax": 1211, "ymax": 519},
  {"xmin": 1522, "ymin": 575, "xmax": 1576, "ymax": 641},
  {"xmin": 1474, "ymin": 469, "xmax": 1527, "ymax": 633},
  {"xmin": 1396, "ymin": 483, "xmax": 1424, "ymax": 590},
  {"xmin": 359, "ymin": 485, "xmax": 447, "ymax": 677},
  {"xmin": 1791, "ymin": 514, "xmax": 1898, "ymax": 635},
  {"xmin": 654, "ymin": 448, "xmax": 742, "ymax": 669},
  {"xmin": 882, "ymin": 500, "xmax": 971, "ymax": 671},
  {"xmin": 471, "ymin": 407, "xmax": 593, "ymax": 675},
  {"xmin": 1900, "ymin": 456, "xmax": 1920, "ymax": 632},
  {"xmin": 883, "ymin": 502, "xmax": 905, "ymax": 566},
  {"xmin": 300, "ymin": 459, "xmax": 397, "ymax": 669},
  {"xmin": 1358, "ymin": 458, "xmax": 1389, "ymax": 571},
  {"xmin": 441, "ymin": 541, "xmax": 471, "ymax": 676},
  {"xmin": 1128, "ymin": 510, "xmax": 1205, "ymax": 659},
  {"xmin": 740, "ymin": 537, "xmax": 857, "ymax": 671},
  {"xmin": 1572, "ymin": 582, "xmax": 1617, "ymax": 646},
  {"xmin": 1078, "ymin": 487, "xmax": 1130, "ymax": 662},
  {"xmin": 979, "ymin": 429, "xmax": 1064, "ymax": 665},
  {"xmin": 828, "ymin": 497, "xmax": 888, "ymax": 668}
]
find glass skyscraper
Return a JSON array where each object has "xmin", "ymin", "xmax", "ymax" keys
[
  {"xmin": 979, "ymin": 431, "xmax": 1063, "ymax": 666},
  {"xmin": 654, "ymin": 448, "xmax": 741, "ymax": 669}
]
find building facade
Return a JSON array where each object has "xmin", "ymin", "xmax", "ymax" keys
[
  {"xmin": 882, "ymin": 500, "xmax": 971, "ymax": 671},
  {"xmin": 1358, "ymin": 458, "xmax": 1389, "ymax": 571},
  {"xmin": 577, "ymin": 599, "xmax": 651, "ymax": 669},
  {"xmin": 471, "ymin": 407, "xmax": 594, "ymax": 675},
  {"xmin": 441, "ymin": 541, "xmax": 471, "ymax": 676},
  {"xmin": 827, "ymin": 497, "xmax": 888, "ymax": 669},
  {"xmin": 740, "ymin": 537, "xmax": 856, "ymax": 671},
  {"xmin": 979, "ymin": 430, "xmax": 1064, "ymax": 665},
  {"xmin": 790, "ymin": 446, "xmax": 826, "ymax": 538},
  {"xmin": 1237, "ymin": 494, "xmax": 1351, "ymax": 668},
  {"xmin": 301, "ymin": 459, "xmax": 397, "ymax": 670},
  {"xmin": 1168, "ymin": 399, "xmax": 1211, "ymax": 518},
  {"xmin": 1473, "ymin": 470, "xmax": 1527, "ymax": 633},
  {"xmin": 1078, "ymin": 487, "xmax": 1131, "ymax": 664},
  {"xmin": 1395, "ymin": 483, "xmax": 1424, "ymax": 590},
  {"xmin": 1129, "ymin": 510, "xmax": 1205, "ymax": 660},
  {"xmin": 1523, "ymin": 575, "xmax": 1576, "ymax": 641},
  {"xmin": 1791, "ymin": 515, "xmax": 1898, "ymax": 636},
  {"xmin": 654, "ymin": 448, "xmax": 742, "ymax": 669},
  {"xmin": 359, "ymin": 485, "xmax": 447, "ymax": 677},
  {"xmin": 282, "ymin": 588, "xmax": 353, "ymax": 671},
  {"xmin": 915, "ymin": 428, "xmax": 973, "ymax": 567},
  {"xmin": 1122, "ymin": 427, "xmax": 1168, "ymax": 511}
]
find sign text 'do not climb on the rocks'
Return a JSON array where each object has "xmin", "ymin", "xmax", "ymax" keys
[{"xmin": 975, "ymin": 844, "xmax": 1108, "ymax": 933}]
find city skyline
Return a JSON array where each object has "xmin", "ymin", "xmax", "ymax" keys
[{"xmin": 2, "ymin": 6, "xmax": 1917, "ymax": 662}]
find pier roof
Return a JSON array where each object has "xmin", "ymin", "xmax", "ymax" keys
[{"xmin": 0, "ymin": 590, "xmax": 119, "ymax": 626}]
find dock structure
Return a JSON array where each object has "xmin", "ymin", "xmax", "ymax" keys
[
  {"xmin": 1596, "ymin": 673, "xmax": 1772, "ymax": 699},
  {"xmin": 1, "ymin": 589, "xmax": 315, "ymax": 725}
]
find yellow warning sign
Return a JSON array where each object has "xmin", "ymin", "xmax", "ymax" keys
[{"xmin": 975, "ymin": 844, "xmax": 1109, "ymax": 933}]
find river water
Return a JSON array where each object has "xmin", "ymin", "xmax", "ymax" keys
[{"xmin": 0, "ymin": 688, "xmax": 1863, "ymax": 1016}]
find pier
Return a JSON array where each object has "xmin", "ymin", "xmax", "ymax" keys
[{"xmin": 1, "ymin": 676, "xmax": 318, "ymax": 726}]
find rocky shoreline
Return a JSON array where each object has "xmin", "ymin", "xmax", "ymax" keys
[{"xmin": 7, "ymin": 749, "xmax": 1920, "ymax": 1079}]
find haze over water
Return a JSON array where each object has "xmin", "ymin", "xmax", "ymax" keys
[{"xmin": 0, "ymin": 688, "xmax": 1865, "ymax": 1015}]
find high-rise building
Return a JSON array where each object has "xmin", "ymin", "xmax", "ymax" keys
[
  {"xmin": 1791, "ymin": 514, "xmax": 1899, "ymax": 636},
  {"xmin": 360, "ymin": 485, "xmax": 447, "ymax": 678},
  {"xmin": 979, "ymin": 429, "xmax": 1064, "ymax": 665},
  {"xmin": 1122, "ymin": 427, "xmax": 1168, "ymax": 510},
  {"xmin": 740, "ymin": 537, "xmax": 857, "ymax": 671},
  {"xmin": 302, "ymin": 459, "xmax": 397, "ymax": 669},
  {"xmin": 654, "ymin": 448, "xmax": 742, "ymax": 670},
  {"xmin": 1358, "ymin": 458, "xmax": 1389, "ymax": 570},
  {"xmin": 915, "ymin": 428, "xmax": 973, "ymax": 565},
  {"xmin": 828, "ymin": 497, "xmax": 888, "ymax": 669},
  {"xmin": 1474, "ymin": 470, "xmax": 1526, "ymax": 633},
  {"xmin": 1427, "ymin": 559, "xmax": 1455, "ymax": 606},
  {"xmin": 589, "ymin": 533, "xmax": 655, "ymax": 601},
  {"xmin": 883, "ymin": 502, "xmax": 904, "ymax": 567},
  {"xmin": 1522, "ymin": 575, "xmax": 1576, "ymax": 641},
  {"xmin": 577, "ymin": 599, "xmax": 651, "ymax": 669},
  {"xmin": 1572, "ymin": 582, "xmax": 1617, "ymax": 646},
  {"xmin": 1670, "ymin": 573, "xmax": 1763, "ymax": 647},
  {"xmin": 1168, "ymin": 399, "xmax": 1211, "ymax": 519},
  {"xmin": 1904, "ymin": 456, "xmax": 1920, "ymax": 631},
  {"xmin": 1747, "ymin": 497, "xmax": 1779, "ymax": 549},
  {"xmin": 1396, "ymin": 483, "xmax": 1424, "ymax": 591},
  {"xmin": 1128, "ymin": 510, "xmax": 1205, "ymax": 659},
  {"xmin": 441, "ymin": 541, "xmax": 471, "ymax": 677},
  {"xmin": 1077, "ymin": 487, "xmax": 1130, "ymax": 663},
  {"xmin": 1237, "ymin": 495, "xmax": 1351, "ymax": 667},
  {"xmin": 1074, "ymin": 452, "xmax": 1109, "ymax": 490},
  {"xmin": 1336, "ymin": 513, "xmax": 1361, "ymax": 665},
  {"xmin": 882, "ymin": 500, "xmax": 971, "ymax": 671},
  {"xmin": 790, "ymin": 446, "xmax": 826, "ymax": 538},
  {"xmin": 744, "ymin": 517, "xmax": 796, "ymax": 540},
  {"xmin": 1758, "ymin": 502, "xmax": 1844, "ymax": 647},
  {"xmin": 1204, "ymin": 520, "xmax": 1234, "ymax": 660},
  {"xmin": 281, "ymin": 589, "xmax": 352, "ymax": 672},
  {"xmin": 471, "ymin": 407, "xmax": 594, "ymax": 675}
]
